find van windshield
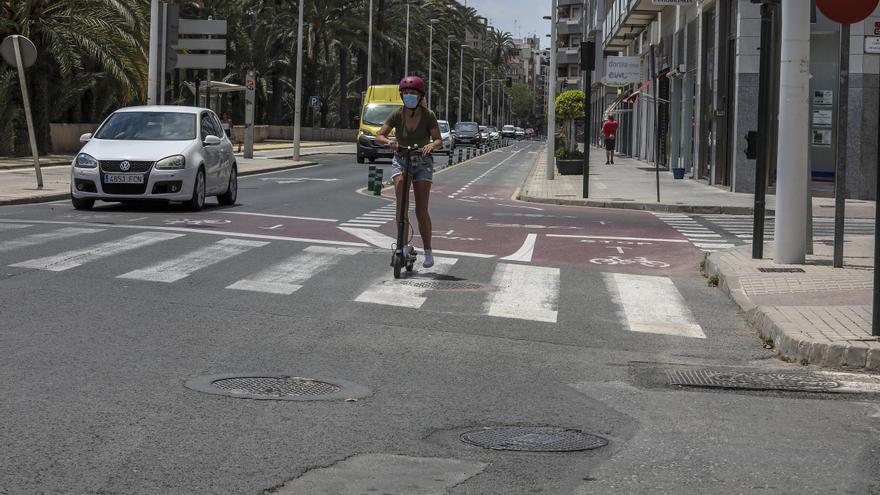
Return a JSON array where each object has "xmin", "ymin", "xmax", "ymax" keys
[{"xmin": 362, "ymin": 104, "xmax": 400, "ymax": 126}]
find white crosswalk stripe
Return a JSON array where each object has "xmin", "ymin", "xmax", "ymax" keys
[
  {"xmin": 605, "ymin": 273, "xmax": 706, "ymax": 338},
  {"xmin": 0, "ymin": 227, "xmax": 104, "ymax": 253},
  {"xmin": 11, "ymin": 231, "xmax": 183, "ymax": 272},
  {"xmin": 227, "ymin": 245, "xmax": 361, "ymax": 294},
  {"xmin": 119, "ymin": 238, "xmax": 268, "ymax": 283},
  {"xmin": 355, "ymin": 257, "xmax": 458, "ymax": 308},
  {"xmin": 486, "ymin": 263, "xmax": 559, "ymax": 323}
]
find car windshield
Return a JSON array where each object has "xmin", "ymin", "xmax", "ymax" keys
[
  {"xmin": 362, "ymin": 104, "xmax": 400, "ymax": 126},
  {"xmin": 438, "ymin": 121, "xmax": 450, "ymax": 133},
  {"xmin": 503, "ymin": 126, "xmax": 515, "ymax": 131},
  {"xmin": 455, "ymin": 123, "xmax": 479, "ymax": 132},
  {"xmin": 488, "ymin": 127, "xmax": 497, "ymax": 133},
  {"xmin": 94, "ymin": 112, "xmax": 196, "ymax": 140}
]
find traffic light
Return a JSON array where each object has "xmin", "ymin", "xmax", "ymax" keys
[
  {"xmin": 506, "ymin": 77, "xmax": 512, "ymax": 87},
  {"xmin": 163, "ymin": 4, "xmax": 179, "ymax": 73}
]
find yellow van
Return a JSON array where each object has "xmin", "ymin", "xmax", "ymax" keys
[{"xmin": 356, "ymin": 85, "xmax": 402, "ymax": 164}]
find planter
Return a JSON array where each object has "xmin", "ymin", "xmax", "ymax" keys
[
  {"xmin": 556, "ymin": 158, "xmax": 583, "ymax": 175},
  {"xmin": 672, "ymin": 167, "xmax": 685, "ymax": 180}
]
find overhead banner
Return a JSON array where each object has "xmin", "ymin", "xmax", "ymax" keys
[{"xmin": 606, "ymin": 57, "xmax": 642, "ymax": 86}]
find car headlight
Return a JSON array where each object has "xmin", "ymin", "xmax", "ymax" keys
[
  {"xmin": 155, "ymin": 155, "xmax": 186, "ymax": 170},
  {"xmin": 74, "ymin": 153, "xmax": 98, "ymax": 169},
  {"xmin": 360, "ymin": 129, "xmax": 373, "ymax": 137}
]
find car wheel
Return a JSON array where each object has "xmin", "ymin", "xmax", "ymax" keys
[
  {"xmin": 185, "ymin": 168, "xmax": 206, "ymax": 211},
  {"xmin": 368, "ymin": 157, "xmax": 377, "ymax": 164},
  {"xmin": 71, "ymin": 196, "xmax": 94, "ymax": 211},
  {"xmin": 217, "ymin": 166, "xmax": 237, "ymax": 206},
  {"xmin": 356, "ymin": 153, "xmax": 365, "ymax": 164}
]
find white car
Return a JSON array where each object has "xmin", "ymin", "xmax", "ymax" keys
[
  {"xmin": 437, "ymin": 119, "xmax": 454, "ymax": 154},
  {"xmin": 71, "ymin": 106, "xmax": 237, "ymax": 211}
]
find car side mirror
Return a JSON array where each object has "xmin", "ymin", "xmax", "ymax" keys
[
  {"xmin": 203, "ymin": 135, "xmax": 222, "ymax": 146},
  {"xmin": 79, "ymin": 133, "xmax": 92, "ymax": 143}
]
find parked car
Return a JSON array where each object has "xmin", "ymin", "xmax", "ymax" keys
[
  {"xmin": 486, "ymin": 126, "xmax": 500, "ymax": 141},
  {"xmin": 515, "ymin": 127, "xmax": 525, "ymax": 139},
  {"xmin": 453, "ymin": 121, "xmax": 482, "ymax": 147},
  {"xmin": 479, "ymin": 125, "xmax": 489, "ymax": 143},
  {"xmin": 437, "ymin": 119, "xmax": 454, "ymax": 154},
  {"xmin": 525, "ymin": 128, "xmax": 536, "ymax": 138},
  {"xmin": 501, "ymin": 125, "xmax": 517, "ymax": 139},
  {"xmin": 70, "ymin": 106, "xmax": 237, "ymax": 211},
  {"xmin": 357, "ymin": 84, "xmax": 402, "ymax": 163}
]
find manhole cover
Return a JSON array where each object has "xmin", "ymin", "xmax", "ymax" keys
[
  {"xmin": 397, "ymin": 280, "xmax": 484, "ymax": 290},
  {"xmin": 666, "ymin": 369, "xmax": 841, "ymax": 393},
  {"xmin": 460, "ymin": 426, "xmax": 608, "ymax": 452},
  {"xmin": 184, "ymin": 373, "xmax": 371, "ymax": 401}
]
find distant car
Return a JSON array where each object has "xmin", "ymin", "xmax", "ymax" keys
[
  {"xmin": 479, "ymin": 125, "xmax": 489, "ymax": 142},
  {"xmin": 437, "ymin": 119, "xmax": 454, "ymax": 154},
  {"xmin": 486, "ymin": 126, "xmax": 500, "ymax": 141},
  {"xmin": 70, "ymin": 106, "xmax": 237, "ymax": 211},
  {"xmin": 453, "ymin": 121, "xmax": 482, "ymax": 147},
  {"xmin": 525, "ymin": 128, "xmax": 536, "ymax": 138},
  {"xmin": 501, "ymin": 125, "xmax": 517, "ymax": 139},
  {"xmin": 515, "ymin": 127, "xmax": 525, "ymax": 139}
]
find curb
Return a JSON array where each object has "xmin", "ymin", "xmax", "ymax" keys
[
  {"xmin": 705, "ymin": 250, "xmax": 878, "ymax": 371},
  {"xmin": 0, "ymin": 160, "xmax": 318, "ymax": 206},
  {"xmin": 517, "ymin": 193, "xmax": 764, "ymax": 215}
]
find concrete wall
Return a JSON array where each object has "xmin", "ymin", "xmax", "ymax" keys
[{"xmin": 50, "ymin": 123, "xmax": 98, "ymax": 153}]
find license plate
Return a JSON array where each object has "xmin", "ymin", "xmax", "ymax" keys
[{"xmin": 104, "ymin": 174, "xmax": 143, "ymax": 184}]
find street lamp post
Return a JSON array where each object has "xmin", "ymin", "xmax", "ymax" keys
[
  {"xmin": 545, "ymin": 2, "xmax": 558, "ymax": 180},
  {"xmin": 458, "ymin": 44, "xmax": 465, "ymax": 123},
  {"xmin": 445, "ymin": 36, "xmax": 455, "ymax": 121},
  {"xmin": 471, "ymin": 58, "xmax": 481, "ymax": 121},
  {"xmin": 481, "ymin": 66, "xmax": 487, "ymax": 123},
  {"xmin": 367, "ymin": 0, "xmax": 373, "ymax": 88},
  {"xmin": 405, "ymin": 1, "xmax": 411, "ymax": 76},
  {"xmin": 428, "ymin": 19, "xmax": 440, "ymax": 111},
  {"xmin": 293, "ymin": 0, "xmax": 305, "ymax": 161}
]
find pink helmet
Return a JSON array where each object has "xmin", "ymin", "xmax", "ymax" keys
[{"xmin": 399, "ymin": 76, "xmax": 426, "ymax": 95}]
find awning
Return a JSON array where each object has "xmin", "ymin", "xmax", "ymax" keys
[{"xmin": 623, "ymin": 80, "xmax": 652, "ymax": 103}]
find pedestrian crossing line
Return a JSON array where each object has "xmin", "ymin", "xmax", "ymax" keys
[
  {"xmin": 0, "ymin": 227, "xmax": 105, "ymax": 253},
  {"xmin": 693, "ymin": 242, "xmax": 736, "ymax": 250},
  {"xmin": 605, "ymin": 273, "xmax": 706, "ymax": 338},
  {"xmin": 11, "ymin": 231, "xmax": 184, "ymax": 272},
  {"xmin": 500, "ymin": 233, "xmax": 537, "ymax": 262},
  {"xmin": 227, "ymin": 245, "xmax": 361, "ymax": 295},
  {"xmin": 339, "ymin": 223, "xmax": 385, "ymax": 228},
  {"xmin": 0, "ymin": 223, "xmax": 32, "ymax": 231},
  {"xmin": 675, "ymin": 232, "xmax": 723, "ymax": 238},
  {"xmin": 354, "ymin": 257, "xmax": 458, "ymax": 308},
  {"xmin": 486, "ymin": 263, "xmax": 559, "ymax": 323},
  {"xmin": 118, "ymin": 238, "xmax": 268, "ymax": 283}
]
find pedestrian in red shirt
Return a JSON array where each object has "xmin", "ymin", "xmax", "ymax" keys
[{"xmin": 600, "ymin": 115, "xmax": 619, "ymax": 164}]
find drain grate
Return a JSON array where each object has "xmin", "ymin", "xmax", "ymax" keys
[
  {"xmin": 185, "ymin": 373, "xmax": 371, "ymax": 401},
  {"xmin": 666, "ymin": 369, "xmax": 841, "ymax": 393},
  {"xmin": 757, "ymin": 267, "xmax": 806, "ymax": 273},
  {"xmin": 397, "ymin": 279, "xmax": 484, "ymax": 290},
  {"xmin": 460, "ymin": 426, "xmax": 608, "ymax": 452}
]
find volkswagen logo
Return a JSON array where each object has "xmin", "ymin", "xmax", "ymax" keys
[{"xmin": 119, "ymin": 161, "xmax": 131, "ymax": 172}]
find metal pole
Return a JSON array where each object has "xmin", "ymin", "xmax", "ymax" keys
[
  {"xmin": 471, "ymin": 60, "xmax": 477, "ymax": 121},
  {"xmin": 833, "ymin": 23, "xmax": 850, "ymax": 268},
  {"xmin": 12, "ymin": 36, "xmax": 42, "ymax": 188},
  {"xmin": 874, "ymin": 84, "xmax": 880, "ymax": 335},
  {"xmin": 445, "ymin": 39, "xmax": 451, "ymax": 120},
  {"xmin": 752, "ymin": 2, "xmax": 774, "ymax": 259},
  {"xmin": 405, "ymin": 2, "xmax": 410, "ymax": 76},
  {"xmin": 160, "ymin": 3, "xmax": 167, "ymax": 105},
  {"xmin": 293, "ymin": 0, "xmax": 304, "ymax": 161},
  {"xmin": 367, "ymin": 0, "xmax": 372, "ymax": 89},
  {"xmin": 582, "ymin": 43, "xmax": 593, "ymax": 199},
  {"xmin": 650, "ymin": 44, "xmax": 660, "ymax": 202},
  {"xmin": 458, "ymin": 45, "xmax": 464, "ymax": 123},
  {"xmin": 482, "ymin": 67, "xmax": 487, "ymax": 123},
  {"xmin": 147, "ymin": 0, "xmax": 159, "ymax": 104},
  {"xmin": 774, "ymin": 0, "xmax": 809, "ymax": 264},
  {"xmin": 546, "ymin": 0, "xmax": 558, "ymax": 180},
  {"xmin": 428, "ymin": 22, "xmax": 433, "ymax": 110}
]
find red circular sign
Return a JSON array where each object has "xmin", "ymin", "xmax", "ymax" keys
[{"xmin": 818, "ymin": 0, "xmax": 880, "ymax": 24}]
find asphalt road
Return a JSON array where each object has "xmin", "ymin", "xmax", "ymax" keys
[{"xmin": 1, "ymin": 143, "xmax": 879, "ymax": 494}]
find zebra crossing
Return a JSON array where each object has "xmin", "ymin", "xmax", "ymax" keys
[
  {"xmin": 0, "ymin": 221, "xmax": 704, "ymax": 337},
  {"xmin": 654, "ymin": 213, "xmax": 876, "ymax": 253},
  {"xmin": 339, "ymin": 203, "xmax": 402, "ymax": 229}
]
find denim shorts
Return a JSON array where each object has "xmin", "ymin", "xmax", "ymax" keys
[{"xmin": 391, "ymin": 153, "xmax": 434, "ymax": 183}]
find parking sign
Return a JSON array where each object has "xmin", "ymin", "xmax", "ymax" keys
[{"xmin": 309, "ymin": 96, "xmax": 321, "ymax": 108}]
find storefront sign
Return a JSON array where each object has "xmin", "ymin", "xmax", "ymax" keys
[
  {"xmin": 866, "ymin": 37, "xmax": 880, "ymax": 54},
  {"xmin": 874, "ymin": 21, "xmax": 880, "ymax": 35},
  {"xmin": 813, "ymin": 109, "xmax": 833, "ymax": 126},
  {"xmin": 813, "ymin": 90, "xmax": 833, "ymax": 105},
  {"xmin": 812, "ymin": 129, "xmax": 832, "ymax": 147},
  {"xmin": 606, "ymin": 57, "xmax": 642, "ymax": 86}
]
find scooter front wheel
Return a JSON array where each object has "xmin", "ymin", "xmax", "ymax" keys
[{"xmin": 392, "ymin": 253, "xmax": 403, "ymax": 279}]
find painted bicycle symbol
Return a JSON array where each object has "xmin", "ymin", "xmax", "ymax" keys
[
  {"xmin": 589, "ymin": 256, "xmax": 670, "ymax": 268},
  {"xmin": 164, "ymin": 218, "xmax": 231, "ymax": 226}
]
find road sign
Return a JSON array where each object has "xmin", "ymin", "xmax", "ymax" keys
[
  {"xmin": 817, "ymin": 0, "xmax": 879, "ymax": 25},
  {"xmin": 605, "ymin": 56, "xmax": 641, "ymax": 86},
  {"xmin": 0, "ymin": 35, "xmax": 36, "ymax": 68},
  {"xmin": 867, "ymin": 36, "xmax": 880, "ymax": 53},
  {"xmin": 175, "ymin": 54, "xmax": 227, "ymax": 70},
  {"xmin": 309, "ymin": 96, "xmax": 321, "ymax": 108}
]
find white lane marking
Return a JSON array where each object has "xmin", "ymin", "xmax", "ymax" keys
[
  {"xmin": 339, "ymin": 227, "xmax": 397, "ymax": 248},
  {"xmin": 345, "ymin": 219, "xmax": 388, "ymax": 225},
  {"xmin": 0, "ymin": 219, "xmax": 368, "ymax": 248},
  {"xmin": 0, "ymin": 227, "xmax": 104, "ymax": 253},
  {"xmin": 0, "ymin": 223, "xmax": 33, "ymax": 231},
  {"xmin": 359, "ymin": 214, "xmax": 395, "ymax": 219},
  {"xmin": 693, "ymin": 242, "xmax": 735, "ymax": 249},
  {"xmin": 486, "ymin": 264, "xmax": 559, "ymax": 323},
  {"xmin": 227, "ymin": 245, "xmax": 361, "ymax": 294},
  {"xmin": 431, "ymin": 249, "xmax": 494, "ymax": 258},
  {"xmin": 12, "ymin": 231, "xmax": 184, "ymax": 272},
  {"xmin": 500, "ymin": 233, "xmax": 538, "ymax": 262},
  {"xmin": 238, "ymin": 163, "xmax": 322, "ymax": 177},
  {"xmin": 605, "ymin": 273, "xmax": 706, "ymax": 338},
  {"xmin": 495, "ymin": 203, "xmax": 544, "ymax": 211},
  {"xmin": 259, "ymin": 224, "xmax": 284, "ymax": 230},
  {"xmin": 676, "ymin": 233, "xmax": 722, "ymax": 238},
  {"xmin": 339, "ymin": 223, "xmax": 385, "ymax": 228},
  {"xmin": 547, "ymin": 234, "xmax": 689, "ymax": 243},
  {"xmin": 355, "ymin": 257, "xmax": 458, "ymax": 308},
  {"xmin": 449, "ymin": 150, "xmax": 522, "ymax": 198},
  {"xmin": 119, "ymin": 238, "xmax": 267, "ymax": 283},
  {"xmin": 221, "ymin": 211, "xmax": 338, "ymax": 222}
]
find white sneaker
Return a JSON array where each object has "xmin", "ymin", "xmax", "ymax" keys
[{"xmin": 423, "ymin": 249, "xmax": 434, "ymax": 268}]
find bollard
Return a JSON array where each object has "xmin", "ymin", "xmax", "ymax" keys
[
  {"xmin": 368, "ymin": 165, "xmax": 376, "ymax": 191},
  {"xmin": 457, "ymin": 148, "xmax": 463, "ymax": 163},
  {"xmin": 447, "ymin": 152, "xmax": 453, "ymax": 166},
  {"xmin": 373, "ymin": 169, "xmax": 383, "ymax": 195},
  {"xmin": 466, "ymin": 148, "xmax": 471, "ymax": 160}
]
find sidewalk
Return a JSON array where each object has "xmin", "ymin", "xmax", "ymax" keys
[{"xmin": 521, "ymin": 148, "xmax": 879, "ymax": 371}]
